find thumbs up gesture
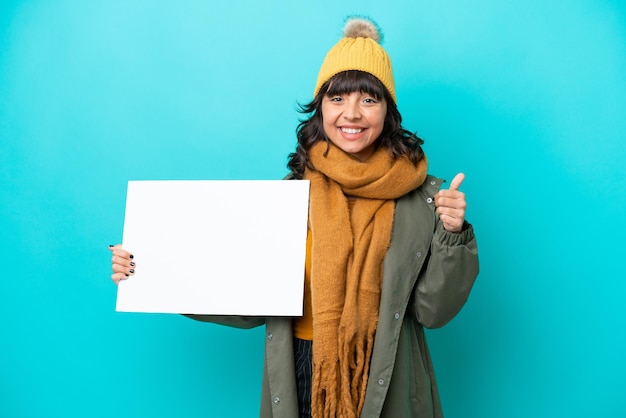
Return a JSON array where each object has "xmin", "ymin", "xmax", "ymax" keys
[{"xmin": 434, "ymin": 173, "xmax": 467, "ymax": 233}]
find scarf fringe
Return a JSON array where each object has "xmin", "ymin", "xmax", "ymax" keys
[
  {"xmin": 312, "ymin": 359, "xmax": 341, "ymax": 418},
  {"xmin": 338, "ymin": 325, "xmax": 377, "ymax": 418}
]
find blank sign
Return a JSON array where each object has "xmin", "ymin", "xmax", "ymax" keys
[{"xmin": 116, "ymin": 180, "xmax": 310, "ymax": 316}]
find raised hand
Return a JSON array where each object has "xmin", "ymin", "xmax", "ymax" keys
[{"xmin": 434, "ymin": 173, "xmax": 467, "ymax": 233}]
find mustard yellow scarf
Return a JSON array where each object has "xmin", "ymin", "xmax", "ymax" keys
[{"xmin": 304, "ymin": 142, "xmax": 428, "ymax": 418}]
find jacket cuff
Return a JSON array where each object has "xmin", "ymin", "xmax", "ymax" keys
[{"xmin": 435, "ymin": 221, "xmax": 475, "ymax": 246}]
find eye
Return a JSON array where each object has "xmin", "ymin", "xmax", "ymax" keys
[
  {"xmin": 363, "ymin": 97, "xmax": 378, "ymax": 104},
  {"xmin": 328, "ymin": 96, "xmax": 343, "ymax": 102}
]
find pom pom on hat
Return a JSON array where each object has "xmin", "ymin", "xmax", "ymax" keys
[
  {"xmin": 343, "ymin": 16, "xmax": 382, "ymax": 43},
  {"xmin": 314, "ymin": 16, "xmax": 396, "ymax": 102}
]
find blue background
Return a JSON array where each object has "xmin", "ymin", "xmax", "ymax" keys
[{"xmin": 1, "ymin": 1, "xmax": 625, "ymax": 417}]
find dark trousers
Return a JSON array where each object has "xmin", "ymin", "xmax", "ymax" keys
[{"xmin": 294, "ymin": 337, "xmax": 313, "ymax": 418}]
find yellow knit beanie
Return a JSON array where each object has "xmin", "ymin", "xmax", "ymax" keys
[{"xmin": 314, "ymin": 17, "xmax": 396, "ymax": 102}]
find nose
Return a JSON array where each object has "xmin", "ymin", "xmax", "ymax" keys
[{"xmin": 343, "ymin": 98, "xmax": 362, "ymax": 120}]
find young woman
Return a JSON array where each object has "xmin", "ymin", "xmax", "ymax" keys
[{"xmin": 110, "ymin": 17, "xmax": 479, "ymax": 418}]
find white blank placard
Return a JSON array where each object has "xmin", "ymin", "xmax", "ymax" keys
[{"xmin": 116, "ymin": 180, "xmax": 310, "ymax": 316}]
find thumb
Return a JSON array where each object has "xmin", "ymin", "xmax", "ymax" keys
[{"xmin": 449, "ymin": 172, "xmax": 465, "ymax": 191}]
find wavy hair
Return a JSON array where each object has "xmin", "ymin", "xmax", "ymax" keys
[{"xmin": 287, "ymin": 70, "xmax": 425, "ymax": 179}]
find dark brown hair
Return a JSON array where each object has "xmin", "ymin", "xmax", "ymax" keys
[{"xmin": 287, "ymin": 70, "xmax": 425, "ymax": 179}]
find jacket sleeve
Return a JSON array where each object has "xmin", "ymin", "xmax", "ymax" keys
[
  {"xmin": 183, "ymin": 314, "xmax": 265, "ymax": 329},
  {"xmin": 412, "ymin": 221, "xmax": 479, "ymax": 329}
]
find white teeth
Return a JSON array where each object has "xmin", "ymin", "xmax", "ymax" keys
[{"xmin": 341, "ymin": 128, "xmax": 363, "ymax": 134}]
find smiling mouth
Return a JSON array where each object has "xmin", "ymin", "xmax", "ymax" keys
[{"xmin": 341, "ymin": 127, "xmax": 364, "ymax": 134}]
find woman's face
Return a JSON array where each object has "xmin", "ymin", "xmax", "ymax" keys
[{"xmin": 321, "ymin": 90, "xmax": 387, "ymax": 161}]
